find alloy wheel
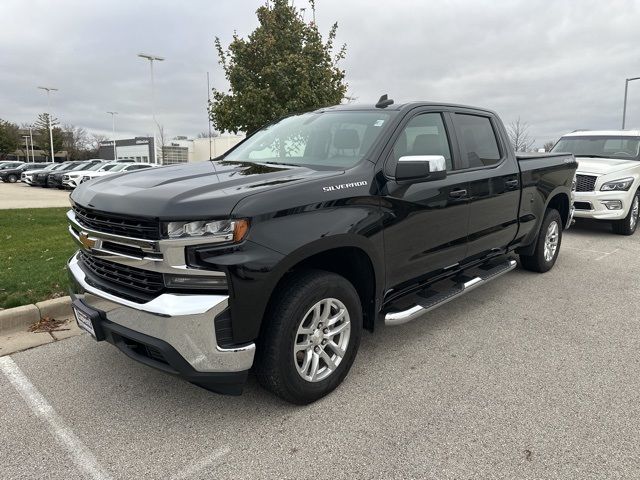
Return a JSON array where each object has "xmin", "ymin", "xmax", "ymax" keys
[
  {"xmin": 294, "ymin": 298, "xmax": 351, "ymax": 382},
  {"xmin": 543, "ymin": 220, "xmax": 559, "ymax": 262}
]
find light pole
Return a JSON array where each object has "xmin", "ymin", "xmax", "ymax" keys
[
  {"xmin": 22, "ymin": 136, "xmax": 30, "ymax": 162},
  {"xmin": 107, "ymin": 111, "xmax": 118, "ymax": 160},
  {"xmin": 37, "ymin": 86, "xmax": 58, "ymax": 162},
  {"xmin": 137, "ymin": 53, "xmax": 165, "ymax": 164},
  {"xmin": 622, "ymin": 76, "xmax": 640, "ymax": 129},
  {"xmin": 29, "ymin": 127, "xmax": 35, "ymax": 162}
]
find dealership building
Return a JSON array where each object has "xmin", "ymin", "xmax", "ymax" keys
[
  {"xmin": 98, "ymin": 135, "xmax": 244, "ymax": 165},
  {"xmin": 98, "ymin": 137, "xmax": 156, "ymax": 163}
]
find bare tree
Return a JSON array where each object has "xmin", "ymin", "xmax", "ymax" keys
[
  {"xmin": 542, "ymin": 140, "xmax": 556, "ymax": 152},
  {"xmin": 83, "ymin": 133, "xmax": 108, "ymax": 158},
  {"xmin": 196, "ymin": 130, "xmax": 219, "ymax": 138},
  {"xmin": 157, "ymin": 124, "xmax": 167, "ymax": 164},
  {"xmin": 62, "ymin": 124, "xmax": 91, "ymax": 159},
  {"xmin": 507, "ymin": 118, "xmax": 536, "ymax": 152}
]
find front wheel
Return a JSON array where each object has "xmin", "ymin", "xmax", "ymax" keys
[
  {"xmin": 612, "ymin": 192, "xmax": 639, "ymax": 236},
  {"xmin": 256, "ymin": 270, "xmax": 362, "ymax": 404},
  {"xmin": 7, "ymin": 174, "xmax": 18, "ymax": 183},
  {"xmin": 520, "ymin": 208, "xmax": 563, "ymax": 273}
]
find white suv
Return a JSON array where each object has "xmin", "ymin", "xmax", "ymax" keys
[
  {"xmin": 552, "ymin": 130, "xmax": 640, "ymax": 235},
  {"xmin": 80, "ymin": 162, "xmax": 156, "ymax": 184}
]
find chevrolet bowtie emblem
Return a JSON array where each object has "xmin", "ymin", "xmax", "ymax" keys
[{"xmin": 79, "ymin": 232, "xmax": 96, "ymax": 250}]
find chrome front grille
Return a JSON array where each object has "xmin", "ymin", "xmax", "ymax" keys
[
  {"xmin": 73, "ymin": 204, "xmax": 160, "ymax": 240},
  {"xmin": 575, "ymin": 174, "xmax": 597, "ymax": 192},
  {"xmin": 78, "ymin": 251, "xmax": 164, "ymax": 302}
]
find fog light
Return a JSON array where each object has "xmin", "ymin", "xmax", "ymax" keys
[
  {"xmin": 164, "ymin": 274, "xmax": 228, "ymax": 290},
  {"xmin": 601, "ymin": 200, "xmax": 622, "ymax": 210}
]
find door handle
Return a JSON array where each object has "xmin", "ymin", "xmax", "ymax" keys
[
  {"xmin": 505, "ymin": 179, "xmax": 519, "ymax": 189},
  {"xmin": 449, "ymin": 189, "xmax": 468, "ymax": 198}
]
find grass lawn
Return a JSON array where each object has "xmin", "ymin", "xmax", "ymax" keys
[{"xmin": 0, "ymin": 208, "xmax": 76, "ymax": 309}]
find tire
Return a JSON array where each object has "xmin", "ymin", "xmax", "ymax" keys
[
  {"xmin": 520, "ymin": 208, "xmax": 563, "ymax": 273},
  {"xmin": 255, "ymin": 269, "xmax": 362, "ymax": 404},
  {"xmin": 612, "ymin": 191, "xmax": 639, "ymax": 236},
  {"xmin": 7, "ymin": 174, "xmax": 18, "ymax": 183}
]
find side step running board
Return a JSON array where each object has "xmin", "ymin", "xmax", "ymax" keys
[{"xmin": 384, "ymin": 259, "xmax": 517, "ymax": 326}]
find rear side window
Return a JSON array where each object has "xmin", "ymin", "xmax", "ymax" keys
[{"xmin": 455, "ymin": 114, "xmax": 501, "ymax": 168}]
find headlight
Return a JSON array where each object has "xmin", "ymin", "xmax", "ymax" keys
[
  {"xmin": 600, "ymin": 177, "xmax": 634, "ymax": 191},
  {"xmin": 163, "ymin": 219, "xmax": 249, "ymax": 242}
]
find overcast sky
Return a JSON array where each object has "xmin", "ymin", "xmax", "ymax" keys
[{"xmin": 1, "ymin": 0, "xmax": 639, "ymax": 147}]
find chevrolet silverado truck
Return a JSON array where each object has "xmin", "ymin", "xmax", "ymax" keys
[
  {"xmin": 67, "ymin": 99, "xmax": 577, "ymax": 404},
  {"xmin": 551, "ymin": 130, "xmax": 640, "ymax": 235}
]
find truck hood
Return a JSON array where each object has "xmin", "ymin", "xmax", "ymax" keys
[
  {"xmin": 576, "ymin": 157, "xmax": 639, "ymax": 175},
  {"xmin": 70, "ymin": 160, "xmax": 341, "ymax": 219}
]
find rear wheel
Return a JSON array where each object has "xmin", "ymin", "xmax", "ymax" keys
[
  {"xmin": 612, "ymin": 192, "xmax": 639, "ymax": 236},
  {"xmin": 256, "ymin": 270, "xmax": 362, "ymax": 404},
  {"xmin": 520, "ymin": 208, "xmax": 563, "ymax": 273}
]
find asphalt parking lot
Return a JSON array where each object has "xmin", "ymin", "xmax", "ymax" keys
[
  {"xmin": 0, "ymin": 182, "xmax": 71, "ymax": 209},
  {"xmin": 1, "ymin": 220, "xmax": 639, "ymax": 479}
]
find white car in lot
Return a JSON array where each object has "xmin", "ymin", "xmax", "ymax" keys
[
  {"xmin": 80, "ymin": 162, "xmax": 156, "ymax": 184},
  {"xmin": 552, "ymin": 130, "xmax": 640, "ymax": 235},
  {"xmin": 62, "ymin": 161, "xmax": 119, "ymax": 188}
]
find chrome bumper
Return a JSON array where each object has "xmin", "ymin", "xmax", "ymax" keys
[{"xmin": 68, "ymin": 252, "xmax": 255, "ymax": 373}]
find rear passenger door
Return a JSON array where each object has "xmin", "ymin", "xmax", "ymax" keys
[{"xmin": 450, "ymin": 111, "xmax": 520, "ymax": 261}]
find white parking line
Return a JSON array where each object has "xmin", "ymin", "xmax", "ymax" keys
[
  {"xmin": 0, "ymin": 356, "xmax": 113, "ymax": 480},
  {"xmin": 171, "ymin": 447, "xmax": 231, "ymax": 480},
  {"xmin": 595, "ymin": 248, "xmax": 620, "ymax": 261}
]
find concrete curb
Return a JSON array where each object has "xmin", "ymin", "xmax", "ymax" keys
[{"xmin": 0, "ymin": 296, "xmax": 72, "ymax": 335}]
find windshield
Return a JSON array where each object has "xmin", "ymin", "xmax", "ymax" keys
[
  {"xmin": 107, "ymin": 163, "xmax": 128, "ymax": 172},
  {"xmin": 223, "ymin": 111, "xmax": 394, "ymax": 169},
  {"xmin": 99, "ymin": 163, "xmax": 120, "ymax": 172},
  {"xmin": 85, "ymin": 162, "xmax": 106, "ymax": 171},
  {"xmin": 552, "ymin": 136, "xmax": 640, "ymax": 160}
]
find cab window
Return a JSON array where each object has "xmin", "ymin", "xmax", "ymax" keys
[
  {"xmin": 454, "ymin": 114, "xmax": 501, "ymax": 168},
  {"xmin": 389, "ymin": 113, "xmax": 453, "ymax": 174}
]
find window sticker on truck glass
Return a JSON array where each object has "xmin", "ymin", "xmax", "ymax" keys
[{"xmin": 374, "ymin": 119, "xmax": 385, "ymax": 127}]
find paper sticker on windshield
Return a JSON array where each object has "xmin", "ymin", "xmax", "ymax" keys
[{"xmin": 374, "ymin": 119, "xmax": 385, "ymax": 127}]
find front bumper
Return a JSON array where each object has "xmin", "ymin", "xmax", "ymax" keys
[
  {"xmin": 573, "ymin": 190, "xmax": 632, "ymax": 220},
  {"xmin": 67, "ymin": 252, "xmax": 256, "ymax": 394},
  {"xmin": 62, "ymin": 178, "xmax": 79, "ymax": 188}
]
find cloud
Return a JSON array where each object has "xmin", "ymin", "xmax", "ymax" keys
[{"xmin": 1, "ymin": 0, "xmax": 639, "ymax": 146}]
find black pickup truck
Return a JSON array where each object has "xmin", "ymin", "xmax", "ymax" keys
[{"xmin": 67, "ymin": 99, "xmax": 577, "ymax": 404}]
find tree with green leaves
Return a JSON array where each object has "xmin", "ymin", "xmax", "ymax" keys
[
  {"xmin": 0, "ymin": 119, "xmax": 20, "ymax": 159},
  {"xmin": 34, "ymin": 113, "xmax": 64, "ymax": 160},
  {"xmin": 210, "ymin": 0, "xmax": 347, "ymax": 134}
]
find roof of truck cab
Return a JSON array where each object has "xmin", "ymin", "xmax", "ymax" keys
[
  {"xmin": 317, "ymin": 102, "xmax": 496, "ymax": 114},
  {"xmin": 562, "ymin": 130, "xmax": 640, "ymax": 137}
]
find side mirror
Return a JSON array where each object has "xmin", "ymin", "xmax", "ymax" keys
[{"xmin": 395, "ymin": 155, "xmax": 447, "ymax": 183}]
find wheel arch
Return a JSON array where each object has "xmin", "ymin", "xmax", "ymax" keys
[{"xmin": 264, "ymin": 235, "xmax": 383, "ymax": 334}]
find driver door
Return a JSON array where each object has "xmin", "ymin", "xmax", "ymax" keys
[{"xmin": 382, "ymin": 110, "xmax": 470, "ymax": 289}]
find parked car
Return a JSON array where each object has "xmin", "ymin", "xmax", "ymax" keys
[
  {"xmin": 0, "ymin": 161, "xmax": 24, "ymax": 171},
  {"xmin": 61, "ymin": 161, "xmax": 112, "ymax": 189},
  {"xmin": 0, "ymin": 162, "xmax": 49, "ymax": 183},
  {"xmin": 48, "ymin": 160, "xmax": 104, "ymax": 189},
  {"xmin": 23, "ymin": 163, "xmax": 67, "ymax": 185},
  {"xmin": 31, "ymin": 161, "xmax": 85, "ymax": 187},
  {"xmin": 552, "ymin": 130, "xmax": 640, "ymax": 235},
  {"xmin": 80, "ymin": 162, "xmax": 155, "ymax": 184},
  {"xmin": 67, "ymin": 99, "xmax": 577, "ymax": 404}
]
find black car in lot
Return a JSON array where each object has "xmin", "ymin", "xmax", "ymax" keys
[
  {"xmin": 0, "ymin": 163, "xmax": 49, "ymax": 183},
  {"xmin": 32, "ymin": 161, "xmax": 85, "ymax": 187}
]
